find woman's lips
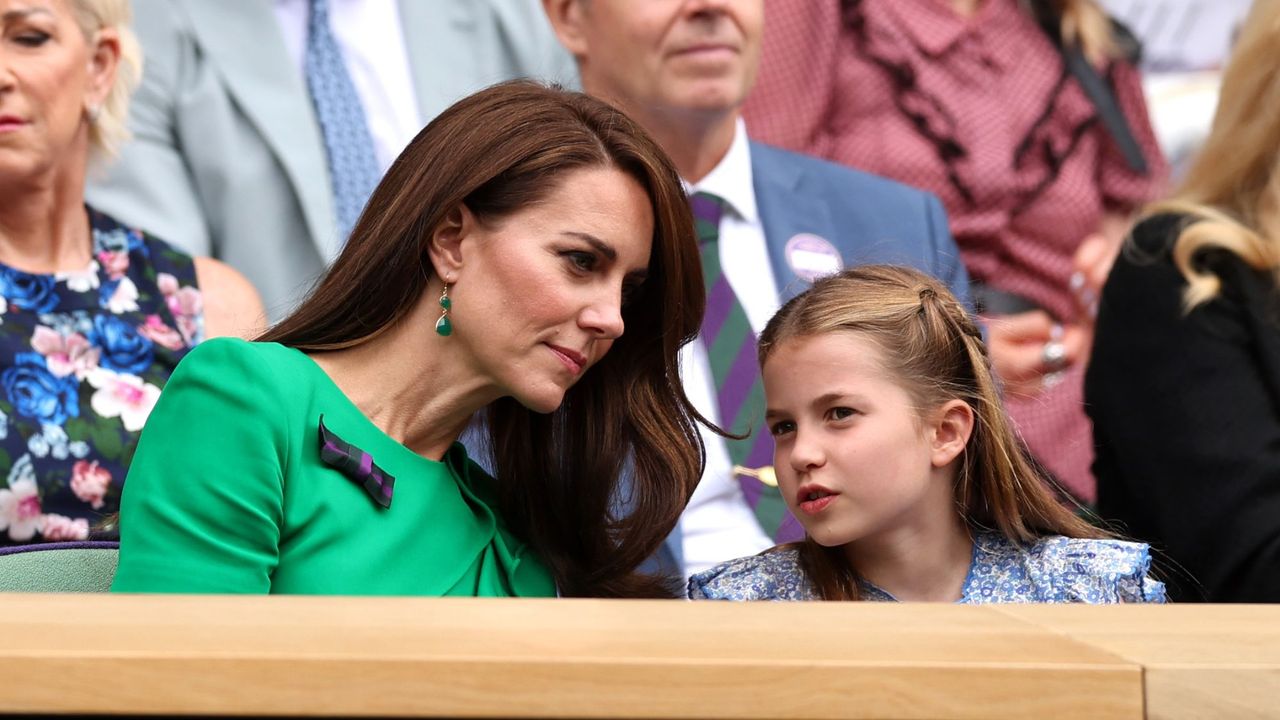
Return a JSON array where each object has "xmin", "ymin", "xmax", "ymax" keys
[
  {"xmin": 546, "ymin": 344, "xmax": 586, "ymax": 374},
  {"xmin": 0, "ymin": 116, "xmax": 28, "ymax": 133}
]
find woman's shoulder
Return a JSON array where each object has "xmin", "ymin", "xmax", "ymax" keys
[
  {"xmin": 1023, "ymin": 535, "xmax": 1167, "ymax": 604},
  {"xmin": 176, "ymin": 338, "xmax": 310, "ymax": 387},
  {"xmin": 687, "ymin": 547, "xmax": 818, "ymax": 601}
]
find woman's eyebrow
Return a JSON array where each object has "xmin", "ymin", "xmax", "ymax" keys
[{"xmin": 561, "ymin": 231, "xmax": 617, "ymax": 261}]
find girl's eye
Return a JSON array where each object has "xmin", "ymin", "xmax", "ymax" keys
[
  {"xmin": 828, "ymin": 407, "xmax": 857, "ymax": 421},
  {"xmin": 769, "ymin": 420, "xmax": 796, "ymax": 437}
]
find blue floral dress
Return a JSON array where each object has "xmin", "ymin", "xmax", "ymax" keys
[
  {"xmin": 0, "ymin": 208, "xmax": 203, "ymax": 544},
  {"xmin": 688, "ymin": 532, "xmax": 1167, "ymax": 603}
]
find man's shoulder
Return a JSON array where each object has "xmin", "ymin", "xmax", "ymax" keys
[{"xmin": 748, "ymin": 141, "xmax": 936, "ymax": 208}]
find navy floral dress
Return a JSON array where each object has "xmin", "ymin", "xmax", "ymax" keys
[{"xmin": 0, "ymin": 207, "xmax": 203, "ymax": 544}]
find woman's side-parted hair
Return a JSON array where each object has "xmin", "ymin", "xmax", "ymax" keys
[
  {"xmin": 70, "ymin": 0, "xmax": 143, "ymax": 158},
  {"xmin": 757, "ymin": 265, "xmax": 1106, "ymax": 601},
  {"xmin": 261, "ymin": 81, "xmax": 706, "ymax": 598},
  {"xmin": 1142, "ymin": 0, "xmax": 1280, "ymax": 311}
]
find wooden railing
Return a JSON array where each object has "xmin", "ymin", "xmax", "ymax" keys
[{"xmin": 1, "ymin": 595, "xmax": 1276, "ymax": 719}]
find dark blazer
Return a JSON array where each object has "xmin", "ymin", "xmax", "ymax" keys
[{"xmin": 1086, "ymin": 213, "xmax": 1280, "ymax": 602}]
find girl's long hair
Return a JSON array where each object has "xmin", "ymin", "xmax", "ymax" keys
[
  {"xmin": 1141, "ymin": 0, "xmax": 1280, "ymax": 310},
  {"xmin": 261, "ymin": 81, "xmax": 707, "ymax": 597},
  {"xmin": 758, "ymin": 265, "xmax": 1106, "ymax": 601}
]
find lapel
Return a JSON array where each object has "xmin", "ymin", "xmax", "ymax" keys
[
  {"xmin": 750, "ymin": 143, "xmax": 840, "ymax": 304},
  {"xmin": 179, "ymin": 0, "xmax": 338, "ymax": 260},
  {"xmin": 399, "ymin": 0, "xmax": 479, "ymax": 125}
]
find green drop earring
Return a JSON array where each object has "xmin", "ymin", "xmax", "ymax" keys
[{"xmin": 434, "ymin": 283, "xmax": 453, "ymax": 337}]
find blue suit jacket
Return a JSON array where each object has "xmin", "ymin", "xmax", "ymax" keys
[{"xmin": 654, "ymin": 142, "xmax": 971, "ymax": 575}]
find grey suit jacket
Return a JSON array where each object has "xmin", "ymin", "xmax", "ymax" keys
[{"xmin": 86, "ymin": 0, "xmax": 576, "ymax": 319}]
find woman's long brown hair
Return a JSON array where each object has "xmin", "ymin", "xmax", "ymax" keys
[
  {"xmin": 757, "ymin": 266, "xmax": 1107, "ymax": 600},
  {"xmin": 261, "ymin": 81, "xmax": 707, "ymax": 598}
]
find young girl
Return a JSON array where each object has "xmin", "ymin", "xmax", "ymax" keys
[{"xmin": 688, "ymin": 265, "xmax": 1164, "ymax": 603}]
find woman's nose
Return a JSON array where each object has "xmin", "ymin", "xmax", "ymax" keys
[{"xmin": 580, "ymin": 293, "xmax": 625, "ymax": 339}]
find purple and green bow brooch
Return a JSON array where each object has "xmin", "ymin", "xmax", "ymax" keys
[{"xmin": 318, "ymin": 415, "xmax": 395, "ymax": 509}]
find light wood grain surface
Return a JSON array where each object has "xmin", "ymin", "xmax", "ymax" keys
[
  {"xmin": 995, "ymin": 605, "xmax": 1280, "ymax": 720},
  {"xmin": 0, "ymin": 594, "xmax": 1146, "ymax": 719}
]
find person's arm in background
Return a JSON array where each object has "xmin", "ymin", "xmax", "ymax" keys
[
  {"xmin": 85, "ymin": 1, "xmax": 213, "ymax": 258},
  {"xmin": 111, "ymin": 339, "xmax": 288, "ymax": 594},
  {"xmin": 741, "ymin": 0, "xmax": 841, "ymax": 156},
  {"xmin": 1088, "ymin": 219, "xmax": 1280, "ymax": 602},
  {"xmin": 194, "ymin": 258, "xmax": 267, "ymax": 340}
]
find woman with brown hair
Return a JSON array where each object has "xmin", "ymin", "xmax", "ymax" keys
[
  {"xmin": 110, "ymin": 81, "xmax": 707, "ymax": 598},
  {"xmin": 741, "ymin": 0, "xmax": 1168, "ymax": 506},
  {"xmin": 1087, "ymin": 0, "xmax": 1280, "ymax": 603},
  {"xmin": 689, "ymin": 265, "xmax": 1162, "ymax": 603}
]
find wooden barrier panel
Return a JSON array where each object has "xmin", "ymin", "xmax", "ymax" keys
[
  {"xmin": 0, "ymin": 594, "xmax": 1143, "ymax": 719},
  {"xmin": 995, "ymin": 605, "xmax": 1280, "ymax": 720},
  {"xmin": 5, "ymin": 597, "xmax": 1276, "ymax": 718}
]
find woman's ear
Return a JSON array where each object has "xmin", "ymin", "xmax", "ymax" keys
[
  {"xmin": 929, "ymin": 399, "xmax": 974, "ymax": 468},
  {"xmin": 425, "ymin": 204, "xmax": 473, "ymax": 282},
  {"xmin": 85, "ymin": 28, "xmax": 121, "ymax": 112}
]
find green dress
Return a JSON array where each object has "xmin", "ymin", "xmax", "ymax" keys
[{"xmin": 110, "ymin": 338, "xmax": 555, "ymax": 596}]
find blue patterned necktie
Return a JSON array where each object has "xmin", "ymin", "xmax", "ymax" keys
[{"xmin": 304, "ymin": 0, "xmax": 380, "ymax": 242}]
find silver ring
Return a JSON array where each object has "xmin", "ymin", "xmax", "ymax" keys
[{"xmin": 1041, "ymin": 340, "xmax": 1068, "ymax": 372}]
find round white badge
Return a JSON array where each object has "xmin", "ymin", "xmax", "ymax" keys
[{"xmin": 784, "ymin": 233, "xmax": 843, "ymax": 282}]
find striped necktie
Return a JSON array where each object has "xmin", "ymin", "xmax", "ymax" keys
[
  {"xmin": 304, "ymin": 0, "xmax": 381, "ymax": 243},
  {"xmin": 692, "ymin": 192, "xmax": 803, "ymax": 543}
]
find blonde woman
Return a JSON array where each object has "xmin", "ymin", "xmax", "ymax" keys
[
  {"xmin": 1086, "ymin": 0, "xmax": 1280, "ymax": 603},
  {"xmin": 0, "ymin": 0, "xmax": 262, "ymax": 545},
  {"xmin": 743, "ymin": 0, "xmax": 1168, "ymax": 505}
]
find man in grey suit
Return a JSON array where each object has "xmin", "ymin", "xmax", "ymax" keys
[
  {"xmin": 87, "ymin": 0, "xmax": 575, "ymax": 319},
  {"xmin": 543, "ymin": 0, "xmax": 972, "ymax": 577}
]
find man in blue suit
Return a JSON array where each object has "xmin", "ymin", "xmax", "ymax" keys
[{"xmin": 543, "ymin": 0, "xmax": 971, "ymax": 578}]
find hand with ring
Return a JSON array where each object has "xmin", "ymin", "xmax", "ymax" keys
[{"xmin": 986, "ymin": 312, "xmax": 1089, "ymax": 398}]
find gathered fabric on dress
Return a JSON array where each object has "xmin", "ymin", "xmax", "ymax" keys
[
  {"xmin": 688, "ymin": 532, "xmax": 1166, "ymax": 603},
  {"xmin": 0, "ymin": 207, "xmax": 203, "ymax": 545}
]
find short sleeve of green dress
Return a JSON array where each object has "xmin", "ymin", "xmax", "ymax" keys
[{"xmin": 110, "ymin": 338, "xmax": 555, "ymax": 596}]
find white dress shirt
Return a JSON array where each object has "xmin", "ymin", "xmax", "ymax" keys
[
  {"xmin": 275, "ymin": 0, "xmax": 422, "ymax": 171},
  {"xmin": 680, "ymin": 119, "xmax": 781, "ymax": 576}
]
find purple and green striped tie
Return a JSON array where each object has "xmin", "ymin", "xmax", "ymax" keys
[{"xmin": 692, "ymin": 192, "xmax": 804, "ymax": 543}]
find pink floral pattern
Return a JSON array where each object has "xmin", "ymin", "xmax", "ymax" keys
[{"xmin": 0, "ymin": 207, "xmax": 203, "ymax": 544}]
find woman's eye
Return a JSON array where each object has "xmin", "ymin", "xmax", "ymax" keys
[
  {"xmin": 564, "ymin": 251, "xmax": 596, "ymax": 272},
  {"xmin": 13, "ymin": 31, "xmax": 51, "ymax": 47},
  {"xmin": 769, "ymin": 421, "xmax": 796, "ymax": 437}
]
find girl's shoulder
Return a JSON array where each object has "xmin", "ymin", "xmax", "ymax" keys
[
  {"xmin": 687, "ymin": 547, "xmax": 820, "ymax": 601},
  {"xmin": 1011, "ymin": 534, "xmax": 1167, "ymax": 604}
]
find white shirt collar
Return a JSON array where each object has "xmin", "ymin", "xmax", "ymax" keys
[{"xmin": 688, "ymin": 118, "xmax": 758, "ymax": 225}]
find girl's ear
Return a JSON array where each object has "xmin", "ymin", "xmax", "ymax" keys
[
  {"xmin": 425, "ymin": 204, "xmax": 475, "ymax": 281},
  {"xmin": 929, "ymin": 399, "xmax": 974, "ymax": 468}
]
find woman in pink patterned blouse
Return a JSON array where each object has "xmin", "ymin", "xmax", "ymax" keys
[{"xmin": 743, "ymin": 0, "xmax": 1168, "ymax": 503}]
